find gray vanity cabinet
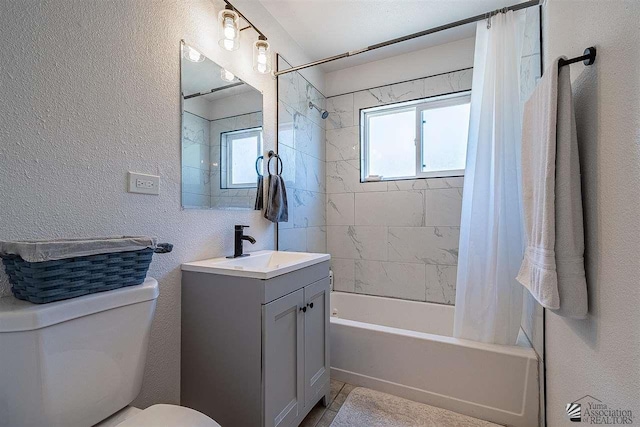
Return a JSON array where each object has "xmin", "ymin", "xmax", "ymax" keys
[
  {"xmin": 263, "ymin": 288, "xmax": 304, "ymax": 427},
  {"xmin": 302, "ymin": 278, "xmax": 330, "ymax": 409},
  {"xmin": 181, "ymin": 261, "xmax": 330, "ymax": 427}
]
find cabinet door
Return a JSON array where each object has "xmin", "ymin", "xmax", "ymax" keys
[
  {"xmin": 303, "ymin": 278, "xmax": 330, "ymax": 408},
  {"xmin": 263, "ymin": 289, "xmax": 304, "ymax": 427}
]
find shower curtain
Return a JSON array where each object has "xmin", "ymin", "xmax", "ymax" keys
[{"xmin": 453, "ymin": 11, "xmax": 526, "ymax": 346}]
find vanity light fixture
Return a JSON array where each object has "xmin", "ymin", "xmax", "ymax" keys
[
  {"xmin": 184, "ymin": 45, "xmax": 205, "ymax": 62},
  {"xmin": 220, "ymin": 68, "xmax": 237, "ymax": 82},
  {"xmin": 218, "ymin": 5, "xmax": 240, "ymax": 51},
  {"xmin": 218, "ymin": 1, "xmax": 271, "ymax": 76},
  {"xmin": 253, "ymin": 36, "xmax": 272, "ymax": 74}
]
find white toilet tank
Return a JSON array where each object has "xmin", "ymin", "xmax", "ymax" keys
[{"xmin": 0, "ymin": 278, "xmax": 159, "ymax": 427}]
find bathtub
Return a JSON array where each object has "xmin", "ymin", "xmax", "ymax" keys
[{"xmin": 330, "ymin": 292, "xmax": 539, "ymax": 427}]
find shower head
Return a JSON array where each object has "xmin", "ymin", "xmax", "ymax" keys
[{"xmin": 309, "ymin": 101, "xmax": 329, "ymax": 119}]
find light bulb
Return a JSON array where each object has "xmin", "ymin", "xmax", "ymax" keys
[
  {"xmin": 223, "ymin": 17, "xmax": 236, "ymax": 40},
  {"xmin": 221, "ymin": 68, "xmax": 236, "ymax": 82},
  {"xmin": 253, "ymin": 38, "xmax": 271, "ymax": 74},
  {"xmin": 218, "ymin": 8, "xmax": 240, "ymax": 51},
  {"xmin": 257, "ymin": 49, "xmax": 267, "ymax": 64},
  {"xmin": 184, "ymin": 46, "xmax": 205, "ymax": 63}
]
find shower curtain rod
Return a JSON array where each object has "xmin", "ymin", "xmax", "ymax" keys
[
  {"xmin": 183, "ymin": 81, "xmax": 245, "ymax": 100},
  {"xmin": 273, "ymin": 0, "xmax": 540, "ymax": 77}
]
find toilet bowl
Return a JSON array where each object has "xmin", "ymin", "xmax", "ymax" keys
[
  {"xmin": 0, "ymin": 278, "xmax": 219, "ymax": 427},
  {"xmin": 96, "ymin": 404, "xmax": 220, "ymax": 427}
]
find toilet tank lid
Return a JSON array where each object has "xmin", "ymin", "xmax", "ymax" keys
[{"xmin": 0, "ymin": 277, "xmax": 159, "ymax": 332}]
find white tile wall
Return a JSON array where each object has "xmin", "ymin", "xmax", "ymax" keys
[
  {"xmin": 331, "ymin": 258, "xmax": 356, "ymax": 292},
  {"xmin": 388, "ymin": 226, "xmax": 460, "ymax": 265},
  {"xmin": 327, "ymin": 193, "xmax": 355, "ymax": 226},
  {"xmin": 326, "ymin": 160, "xmax": 387, "ymax": 194},
  {"xmin": 324, "ymin": 69, "xmax": 470, "ymax": 304},
  {"xmin": 354, "ymin": 191, "xmax": 424, "ymax": 226},
  {"xmin": 326, "ymin": 126, "xmax": 359, "ymax": 162},
  {"xmin": 425, "ymin": 264, "xmax": 458, "ymax": 304},
  {"xmin": 355, "ymin": 260, "xmax": 427, "ymax": 301},
  {"xmin": 278, "ymin": 227, "xmax": 307, "ymax": 252},
  {"xmin": 424, "ymin": 188, "xmax": 463, "ymax": 227},
  {"xmin": 277, "ymin": 57, "xmax": 327, "ymax": 253},
  {"xmin": 325, "ymin": 93, "xmax": 355, "ymax": 130},
  {"xmin": 291, "ymin": 189, "xmax": 325, "ymax": 228},
  {"xmin": 306, "ymin": 226, "xmax": 327, "ymax": 253},
  {"xmin": 327, "ymin": 225, "xmax": 387, "ymax": 261}
]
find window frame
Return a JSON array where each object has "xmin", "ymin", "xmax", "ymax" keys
[
  {"xmin": 361, "ymin": 91, "xmax": 471, "ymax": 182},
  {"xmin": 221, "ymin": 126, "xmax": 263, "ymax": 189}
]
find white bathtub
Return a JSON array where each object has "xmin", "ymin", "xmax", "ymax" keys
[{"xmin": 330, "ymin": 292, "xmax": 539, "ymax": 427}]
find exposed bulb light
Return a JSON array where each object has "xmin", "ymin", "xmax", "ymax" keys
[
  {"xmin": 223, "ymin": 17, "xmax": 236, "ymax": 39},
  {"xmin": 223, "ymin": 39, "xmax": 235, "ymax": 51},
  {"xmin": 220, "ymin": 68, "xmax": 236, "ymax": 82},
  {"xmin": 253, "ymin": 36, "xmax": 272, "ymax": 74},
  {"xmin": 183, "ymin": 45, "xmax": 205, "ymax": 63},
  {"xmin": 218, "ymin": 6, "xmax": 240, "ymax": 51}
]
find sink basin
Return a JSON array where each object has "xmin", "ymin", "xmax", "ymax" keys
[{"xmin": 181, "ymin": 250, "xmax": 330, "ymax": 279}]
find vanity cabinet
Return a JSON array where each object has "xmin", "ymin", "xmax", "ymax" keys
[{"xmin": 181, "ymin": 260, "xmax": 330, "ymax": 427}]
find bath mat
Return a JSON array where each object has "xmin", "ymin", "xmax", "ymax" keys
[{"xmin": 330, "ymin": 387, "xmax": 501, "ymax": 427}]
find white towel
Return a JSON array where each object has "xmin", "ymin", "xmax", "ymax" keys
[{"xmin": 517, "ymin": 57, "xmax": 588, "ymax": 318}]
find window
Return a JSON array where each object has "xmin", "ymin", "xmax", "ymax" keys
[
  {"xmin": 221, "ymin": 127, "xmax": 263, "ymax": 188},
  {"xmin": 361, "ymin": 92, "xmax": 471, "ymax": 181}
]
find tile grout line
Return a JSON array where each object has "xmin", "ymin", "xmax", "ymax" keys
[{"xmin": 312, "ymin": 383, "xmax": 346, "ymax": 427}]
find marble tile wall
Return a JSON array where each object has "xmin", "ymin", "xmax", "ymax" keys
[
  {"xmin": 210, "ymin": 111, "xmax": 263, "ymax": 210},
  {"xmin": 325, "ymin": 69, "xmax": 472, "ymax": 305},
  {"xmin": 182, "ymin": 111, "xmax": 211, "ymax": 208},
  {"xmin": 277, "ymin": 57, "xmax": 327, "ymax": 252}
]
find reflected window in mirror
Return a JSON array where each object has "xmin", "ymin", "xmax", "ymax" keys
[
  {"xmin": 221, "ymin": 127, "xmax": 263, "ymax": 189},
  {"xmin": 181, "ymin": 41, "xmax": 264, "ymax": 210}
]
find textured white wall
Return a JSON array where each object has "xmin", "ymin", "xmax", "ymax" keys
[
  {"xmin": 0, "ymin": 0, "xmax": 318, "ymax": 408},
  {"xmin": 543, "ymin": 0, "xmax": 640, "ymax": 424}
]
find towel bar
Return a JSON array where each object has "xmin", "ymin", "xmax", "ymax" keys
[{"xmin": 559, "ymin": 47, "xmax": 596, "ymax": 68}]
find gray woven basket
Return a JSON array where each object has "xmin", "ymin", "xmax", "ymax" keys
[{"xmin": 0, "ymin": 238, "xmax": 173, "ymax": 304}]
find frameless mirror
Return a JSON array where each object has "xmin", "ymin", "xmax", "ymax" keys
[{"xmin": 181, "ymin": 42, "xmax": 264, "ymax": 210}]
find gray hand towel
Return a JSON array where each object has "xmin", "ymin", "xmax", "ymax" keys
[
  {"xmin": 264, "ymin": 174, "xmax": 288, "ymax": 223},
  {"xmin": 254, "ymin": 175, "xmax": 264, "ymax": 211},
  {"xmin": 517, "ymin": 57, "xmax": 588, "ymax": 318}
]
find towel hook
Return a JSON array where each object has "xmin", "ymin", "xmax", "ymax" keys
[{"xmin": 267, "ymin": 150, "xmax": 283, "ymax": 176}]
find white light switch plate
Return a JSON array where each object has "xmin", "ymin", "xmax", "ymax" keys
[{"xmin": 128, "ymin": 172, "xmax": 160, "ymax": 195}]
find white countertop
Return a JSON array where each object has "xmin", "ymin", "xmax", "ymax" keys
[{"xmin": 181, "ymin": 250, "xmax": 330, "ymax": 280}]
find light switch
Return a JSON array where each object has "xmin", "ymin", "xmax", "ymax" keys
[{"xmin": 128, "ymin": 172, "xmax": 160, "ymax": 195}]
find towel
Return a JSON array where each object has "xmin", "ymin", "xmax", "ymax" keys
[
  {"xmin": 254, "ymin": 175, "xmax": 264, "ymax": 211},
  {"xmin": 517, "ymin": 57, "xmax": 588, "ymax": 318},
  {"xmin": 264, "ymin": 174, "xmax": 288, "ymax": 223}
]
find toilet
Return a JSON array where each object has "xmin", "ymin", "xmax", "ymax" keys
[{"xmin": 0, "ymin": 278, "xmax": 220, "ymax": 427}]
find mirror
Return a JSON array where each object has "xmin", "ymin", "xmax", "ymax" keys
[{"xmin": 181, "ymin": 42, "xmax": 264, "ymax": 210}]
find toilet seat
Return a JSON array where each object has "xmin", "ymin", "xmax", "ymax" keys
[{"xmin": 116, "ymin": 404, "xmax": 221, "ymax": 427}]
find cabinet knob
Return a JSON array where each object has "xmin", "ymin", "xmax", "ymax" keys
[
  {"xmin": 300, "ymin": 306, "xmax": 307, "ymax": 313},
  {"xmin": 307, "ymin": 302, "xmax": 314, "ymax": 309}
]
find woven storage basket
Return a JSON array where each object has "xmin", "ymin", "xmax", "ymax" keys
[{"xmin": 0, "ymin": 237, "xmax": 172, "ymax": 304}]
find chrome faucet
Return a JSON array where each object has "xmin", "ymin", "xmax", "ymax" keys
[{"xmin": 228, "ymin": 225, "xmax": 256, "ymax": 258}]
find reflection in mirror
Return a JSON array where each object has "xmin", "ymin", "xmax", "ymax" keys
[{"xmin": 181, "ymin": 42, "xmax": 264, "ymax": 210}]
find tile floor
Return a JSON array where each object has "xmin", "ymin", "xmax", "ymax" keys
[{"xmin": 299, "ymin": 379, "xmax": 355, "ymax": 427}]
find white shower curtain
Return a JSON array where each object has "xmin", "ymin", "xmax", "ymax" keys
[{"xmin": 453, "ymin": 11, "xmax": 526, "ymax": 346}]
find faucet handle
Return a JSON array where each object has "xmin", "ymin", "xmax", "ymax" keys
[{"xmin": 235, "ymin": 225, "xmax": 250, "ymax": 230}]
